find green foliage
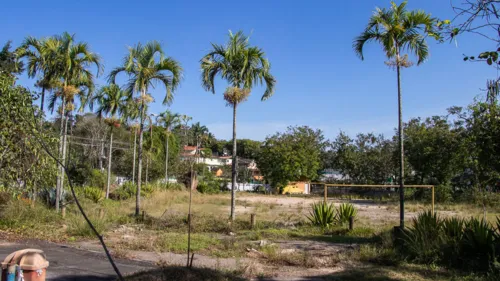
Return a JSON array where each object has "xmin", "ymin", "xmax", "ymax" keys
[
  {"xmin": 336, "ymin": 203, "xmax": 358, "ymax": 226},
  {"xmin": 307, "ymin": 202, "xmax": 336, "ymax": 228},
  {"xmin": 197, "ymin": 181, "xmax": 220, "ymax": 194},
  {"xmin": 110, "ymin": 182, "xmax": 136, "ymax": 200},
  {"xmin": 0, "ymin": 73, "xmax": 57, "ymax": 194},
  {"xmin": 257, "ymin": 126, "xmax": 326, "ymax": 189},
  {"xmin": 401, "ymin": 211, "xmax": 444, "ymax": 264},
  {"xmin": 400, "ymin": 211, "xmax": 500, "ymax": 273},
  {"xmin": 83, "ymin": 186, "xmax": 104, "ymax": 203},
  {"xmin": 88, "ymin": 169, "xmax": 109, "ymax": 190},
  {"xmin": 328, "ymin": 132, "xmax": 395, "ymax": 184},
  {"xmin": 157, "ymin": 182, "xmax": 185, "ymax": 191}
]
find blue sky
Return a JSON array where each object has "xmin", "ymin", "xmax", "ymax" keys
[{"xmin": 2, "ymin": 0, "xmax": 496, "ymax": 140}]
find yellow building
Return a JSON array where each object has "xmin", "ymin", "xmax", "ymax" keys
[{"xmin": 282, "ymin": 181, "xmax": 311, "ymax": 194}]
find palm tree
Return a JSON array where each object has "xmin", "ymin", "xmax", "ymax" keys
[
  {"xmin": 353, "ymin": 1, "xmax": 435, "ymax": 228},
  {"xmin": 122, "ymin": 99, "xmax": 141, "ymax": 183},
  {"xmin": 44, "ymin": 32, "xmax": 102, "ymax": 212},
  {"xmin": 201, "ymin": 30, "xmax": 276, "ymax": 221},
  {"xmin": 17, "ymin": 36, "xmax": 57, "ymax": 114},
  {"xmin": 92, "ymin": 84, "xmax": 128, "ymax": 199},
  {"xmin": 109, "ymin": 41, "xmax": 183, "ymax": 216},
  {"xmin": 157, "ymin": 110, "xmax": 181, "ymax": 183}
]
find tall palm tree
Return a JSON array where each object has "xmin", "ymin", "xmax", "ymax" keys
[
  {"xmin": 92, "ymin": 84, "xmax": 128, "ymax": 199},
  {"xmin": 123, "ymin": 100, "xmax": 141, "ymax": 183},
  {"xmin": 17, "ymin": 37, "xmax": 57, "ymax": 114},
  {"xmin": 44, "ymin": 32, "xmax": 102, "ymax": 212},
  {"xmin": 201, "ymin": 30, "xmax": 276, "ymax": 221},
  {"xmin": 353, "ymin": 1, "xmax": 435, "ymax": 228},
  {"xmin": 157, "ymin": 110, "xmax": 180, "ymax": 183},
  {"xmin": 109, "ymin": 41, "xmax": 183, "ymax": 216}
]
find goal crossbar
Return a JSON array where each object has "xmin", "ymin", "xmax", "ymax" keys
[{"xmin": 310, "ymin": 183, "xmax": 435, "ymax": 214}]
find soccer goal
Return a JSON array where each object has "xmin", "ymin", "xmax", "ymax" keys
[{"xmin": 310, "ymin": 183, "xmax": 435, "ymax": 214}]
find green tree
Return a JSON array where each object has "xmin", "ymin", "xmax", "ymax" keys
[
  {"xmin": 37, "ymin": 32, "xmax": 102, "ymax": 212},
  {"xmin": 92, "ymin": 84, "xmax": 128, "ymax": 198},
  {"xmin": 257, "ymin": 126, "xmax": 325, "ymax": 191},
  {"xmin": 156, "ymin": 110, "xmax": 180, "ymax": 183},
  {"xmin": 0, "ymin": 72, "xmax": 57, "ymax": 197},
  {"xmin": 201, "ymin": 30, "xmax": 276, "ymax": 221},
  {"xmin": 109, "ymin": 41, "xmax": 182, "ymax": 216},
  {"xmin": 330, "ymin": 132, "xmax": 396, "ymax": 184},
  {"xmin": 0, "ymin": 41, "xmax": 24, "ymax": 78},
  {"xmin": 353, "ymin": 1, "xmax": 435, "ymax": 228}
]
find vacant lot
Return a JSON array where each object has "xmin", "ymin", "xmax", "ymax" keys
[{"xmin": 1, "ymin": 190, "xmax": 498, "ymax": 280}]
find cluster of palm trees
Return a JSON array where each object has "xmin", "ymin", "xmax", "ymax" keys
[
  {"xmin": 16, "ymin": 0, "xmax": 436, "ymax": 226},
  {"xmin": 16, "ymin": 30, "xmax": 276, "ymax": 220}
]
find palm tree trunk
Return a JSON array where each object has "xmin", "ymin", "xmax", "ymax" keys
[
  {"xmin": 396, "ymin": 56, "xmax": 405, "ymax": 229},
  {"xmin": 55, "ymin": 96, "xmax": 66, "ymax": 213},
  {"xmin": 40, "ymin": 88, "xmax": 45, "ymax": 115},
  {"xmin": 230, "ymin": 102, "xmax": 237, "ymax": 221},
  {"xmin": 132, "ymin": 130, "xmax": 137, "ymax": 183},
  {"xmin": 146, "ymin": 156, "xmax": 149, "ymax": 184},
  {"xmin": 59, "ymin": 111, "xmax": 70, "ymax": 211},
  {"xmin": 136, "ymin": 99, "xmax": 145, "ymax": 216},
  {"xmin": 165, "ymin": 132, "xmax": 169, "ymax": 183},
  {"xmin": 106, "ymin": 128, "xmax": 113, "ymax": 199}
]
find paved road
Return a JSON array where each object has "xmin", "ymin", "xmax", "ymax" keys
[{"xmin": 0, "ymin": 240, "xmax": 151, "ymax": 281}]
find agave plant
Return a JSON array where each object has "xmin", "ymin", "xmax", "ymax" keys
[
  {"xmin": 84, "ymin": 187, "xmax": 104, "ymax": 204},
  {"xmin": 401, "ymin": 211, "xmax": 444, "ymax": 264},
  {"xmin": 307, "ymin": 202, "xmax": 336, "ymax": 228},
  {"xmin": 335, "ymin": 203, "xmax": 358, "ymax": 226},
  {"xmin": 461, "ymin": 217, "xmax": 497, "ymax": 272}
]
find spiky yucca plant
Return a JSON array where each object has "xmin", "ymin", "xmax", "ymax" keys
[{"xmin": 307, "ymin": 202, "xmax": 336, "ymax": 228}]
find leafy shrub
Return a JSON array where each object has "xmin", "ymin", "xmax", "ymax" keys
[
  {"xmin": 401, "ymin": 211, "xmax": 444, "ymax": 264},
  {"xmin": 197, "ymin": 181, "xmax": 220, "ymax": 194},
  {"xmin": 254, "ymin": 185, "xmax": 267, "ymax": 194},
  {"xmin": 83, "ymin": 187, "xmax": 104, "ymax": 203},
  {"xmin": 141, "ymin": 184, "xmax": 155, "ymax": 197},
  {"xmin": 400, "ymin": 211, "xmax": 500, "ymax": 273},
  {"xmin": 87, "ymin": 169, "xmax": 108, "ymax": 190},
  {"xmin": 307, "ymin": 202, "xmax": 336, "ymax": 228},
  {"xmin": 336, "ymin": 203, "xmax": 358, "ymax": 226},
  {"xmin": 110, "ymin": 182, "xmax": 136, "ymax": 200},
  {"xmin": 461, "ymin": 218, "xmax": 498, "ymax": 272}
]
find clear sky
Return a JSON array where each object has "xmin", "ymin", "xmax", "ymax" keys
[{"xmin": 2, "ymin": 0, "xmax": 496, "ymax": 140}]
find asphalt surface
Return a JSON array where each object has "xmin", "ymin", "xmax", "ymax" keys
[{"xmin": 0, "ymin": 240, "xmax": 151, "ymax": 281}]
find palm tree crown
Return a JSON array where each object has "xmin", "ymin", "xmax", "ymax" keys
[
  {"xmin": 201, "ymin": 30, "xmax": 276, "ymax": 101},
  {"xmin": 353, "ymin": 1, "xmax": 435, "ymax": 65},
  {"xmin": 108, "ymin": 41, "xmax": 182, "ymax": 104},
  {"xmin": 92, "ymin": 84, "xmax": 128, "ymax": 120}
]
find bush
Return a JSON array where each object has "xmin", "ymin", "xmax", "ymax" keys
[
  {"xmin": 400, "ymin": 211, "xmax": 500, "ymax": 273},
  {"xmin": 197, "ymin": 181, "xmax": 220, "ymax": 194},
  {"xmin": 110, "ymin": 182, "xmax": 136, "ymax": 200},
  {"xmin": 83, "ymin": 187, "xmax": 104, "ymax": 203},
  {"xmin": 336, "ymin": 203, "xmax": 358, "ymax": 226},
  {"xmin": 401, "ymin": 211, "xmax": 444, "ymax": 264},
  {"xmin": 307, "ymin": 202, "xmax": 336, "ymax": 228},
  {"xmin": 88, "ymin": 169, "xmax": 108, "ymax": 190}
]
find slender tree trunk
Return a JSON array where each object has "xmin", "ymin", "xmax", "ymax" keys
[
  {"xmin": 230, "ymin": 102, "xmax": 237, "ymax": 221},
  {"xmin": 132, "ymin": 130, "xmax": 137, "ymax": 183},
  {"xmin": 40, "ymin": 88, "xmax": 45, "ymax": 113},
  {"xmin": 146, "ymin": 156, "xmax": 149, "ymax": 185},
  {"xmin": 55, "ymin": 96, "xmax": 66, "ymax": 213},
  {"xmin": 60, "ymin": 111, "xmax": 70, "ymax": 211},
  {"xmin": 165, "ymin": 132, "xmax": 169, "ymax": 183},
  {"xmin": 136, "ymin": 98, "xmax": 145, "ymax": 216},
  {"xmin": 396, "ymin": 55, "xmax": 405, "ymax": 229},
  {"xmin": 99, "ymin": 139, "xmax": 104, "ymax": 170},
  {"xmin": 106, "ymin": 128, "xmax": 113, "ymax": 199}
]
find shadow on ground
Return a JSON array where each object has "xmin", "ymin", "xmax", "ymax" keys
[{"xmin": 51, "ymin": 275, "xmax": 114, "ymax": 281}]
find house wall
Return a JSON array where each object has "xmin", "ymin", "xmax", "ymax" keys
[{"xmin": 282, "ymin": 181, "xmax": 310, "ymax": 194}]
